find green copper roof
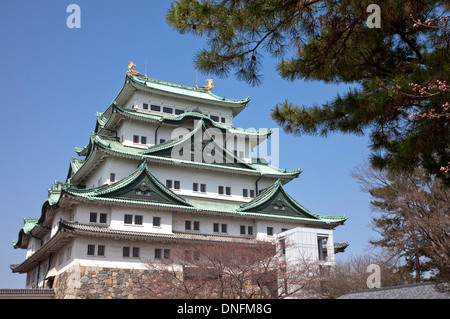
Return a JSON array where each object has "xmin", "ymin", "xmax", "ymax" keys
[
  {"xmin": 127, "ymin": 73, "xmax": 250, "ymax": 106},
  {"xmin": 70, "ymin": 131, "xmax": 301, "ymax": 185},
  {"xmin": 58, "ymin": 163, "xmax": 344, "ymax": 225},
  {"xmin": 95, "ymin": 100, "xmax": 271, "ymax": 138},
  {"xmin": 238, "ymin": 180, "xmax": 346, "ymax": 222},
  {"xmin": 12, "ymin": 218, "xmax": 39, "ymax": 248},
  {"xmin": 64, "ymin": 161, "xmax": 192, "ymax": 207}
]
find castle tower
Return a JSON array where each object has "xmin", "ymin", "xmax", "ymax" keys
[{"xmin": 11, "ymin": 67, "xmax": 347, "ymax": 299}]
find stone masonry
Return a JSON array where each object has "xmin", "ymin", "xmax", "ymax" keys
[{"xmin": 53, "ymin": 265, "xmax": 154, "ymax": 299}]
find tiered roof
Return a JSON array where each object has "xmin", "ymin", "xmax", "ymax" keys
[
  {"xmin": 69, "ymin": 119, "xmax": 301, "ymax": 186},
  {"xmin": 115, "ymin": 74, "xmax": 250, "ymax": 117},
  {"xmin": 12, "ymin": 72, "xmax": 348, "ymax": 274}
]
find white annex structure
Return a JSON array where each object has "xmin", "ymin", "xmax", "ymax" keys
[{"xmin": 11, "ymin": 65, "xmax": 347, "ymax": 299}]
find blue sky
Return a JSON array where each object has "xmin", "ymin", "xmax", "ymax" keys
[{"xmin": 0, "ymin": 1, "xmax": 378, "ymax": 288}]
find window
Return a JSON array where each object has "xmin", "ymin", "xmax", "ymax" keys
[
  {"xmin": 174, "ymin": 180, "xmax": 180, "ymax": 190},
  {"xmin": 241, "ymin": 225, "xmax": 253, "ymax": 235},
  {"xmin": 318, "ymin": 236, "xmax": 328, "ymax": 261},
  {"xmin": 66, "ymin": 246, "xmax": 72, "ymax": 260},
  {"xmin": 153, "ymin": 216, "xmax": 161, "ymax": 227},
  {"xmin": 99, "ymin": 213, "xmax": 107, "ymax": 223},
  {"xmin": 175, "ymin": 109, "xmax": 185, "ymax": 115},
  {"xmin": 97, "ymin": 245, "xmax": 105, "ymax": 256},
  {"xmin": 166, "ymin": 179, "xmax": 172, "ymax": 188},
  {"xmin": 159, "ymin": 138, "xmax": 166, "ymax": 144},
  {"xmin": 218, "ymin": 186, "xmax": 224, "ymax": 195},
  {"xmin": 155, "ymin": 248, "xmax": 171, "ymax": 259},
  {"xmin": 210, "ymin": 115, "xmax": 219, "ymax": 122},
  {"xmin": 134, "ymin": 215, "xmax": 143, "ymax": 225},
  {"xmin": 88, "ymin": 244, "xmax": 103, "ymax": 256},
  {"xmin": 193, "ymin": 183, "xmax": 206, "ymax": 192},
  {"xmin": 89, "ymin": 212, "xmax": 97, "ymax": 223},
  {"xmin": 226, "ymin": 187, "xmax": 231, "ymax": 195},
  {"xmin": 143, "ymin": 103, "xmax": 149, "ymax": 110},
  {"xmin": 267, "ymin": 227, "xmax": 274, "ymax": 236},
  {"xmin": 58, "ymin": 252, "xmax": 64, "ymax": 265},
  {"xmin": 243, "ymin": 189, "xmax": 248, "ymax": 197},
  {"xmin": 250, "ymin": 190, "xmax": 255, "ymax": 198},
  {"xmin": 163, "ymin": 107, "xmax": 173, "ymax": 114},
  {"xmin": 185, "ymin": 220, "xmax": 191, "ymax": 230},
  {"xmin": 151, "ymin": 105, "xmax": 160, "ymax": 112},
  {"xmin": 164, "ymin": 249, "xmax": 171, "ymax": 259},
  {"xmin": 124, "ymin": 247, "xmax": 139, "ymax": 258},
  {"xmin": 214, "ymin": 223, "xmax": 228, "ymax": 234},
  {"xmin": 124, "ymin": 214, "xmax": 133, "ymax": 224},
  {"xmin": 124, "ymin": 214, "xmax": 142, "ymax": 225},
  {"xmin": 110, "ymin": 173, "xmax": 116, "ymax": 183},
  {"xmin": 221, "ymin": 117, "xmax": 226, "ymax": 123},
  {"xmin": 133, "ymin": 135, "xmax": 147, "ymax": 145},
  {"xmin": 193, "ymin": 221, "xmax": 200, "ymax": 231}
]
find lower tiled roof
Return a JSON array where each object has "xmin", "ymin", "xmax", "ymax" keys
[
  {"xmin": 60, "ymin": 220, "xmax": 261, "ymax": 244},
  {"xmin": 0, "ymin": 288, "xmax": 54, "ymax": 299},
  {"xmin": 338, "ymin": 281, "xmax": 450, "ymax": 299}
]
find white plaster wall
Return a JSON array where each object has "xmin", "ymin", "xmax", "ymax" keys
[
  {"xmin": 150, "ymin": 164, "xmax": 261, "ymax": 202},
  {"xmin": 70, "ymin": 236, "xmax": 173, "ymax": 270},
  {"xmin": 125, "ymin": 91, "xmax": 234, "ymax": 125},
  {"xmin": 118, "ymin": 119, "xmax": 158, "ymax": 148},
  {"xmin": 276, "ymin": 227, "xmax": 335, "ymax": 265},
  {"xmin": 109, "ymin": 206, "xmax": 172, "ymax": 234},
  {"xmin": 84, "ymin": 157, "xmax": 137, "ymax": 189},
  {"xmin": 73, "ymin": 204, "xmax": 112, "ymax": 225}
]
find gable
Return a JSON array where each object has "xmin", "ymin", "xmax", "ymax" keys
[
  {"xmin": 146, "ymin": 120, "xmax": 253, "ymax": 170},
  {"xmin": 248, "ymin": 189, "xmax": 319, "ymax": 219},
  {"xmin": 101, "ymin": 172, "xmax": 180, "ymax": 204}
]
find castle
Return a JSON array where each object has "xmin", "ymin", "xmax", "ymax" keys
[{"xmin": 11, "ymin": 65, "xmax": 347, "ymax": 298}]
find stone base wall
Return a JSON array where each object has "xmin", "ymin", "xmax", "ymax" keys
[{"xmin": 53, "ymin": 265, "xmax": 153, "ymax": 299}]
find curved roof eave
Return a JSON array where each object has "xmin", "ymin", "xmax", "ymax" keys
[{"xmin": 114, "ymin": 74, "xmax": 250, "ymax": 116}]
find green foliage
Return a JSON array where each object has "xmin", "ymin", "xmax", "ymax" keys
[
  {"xmin": 166, "ymin": 0, "xmax": 450, "ymax": 180},
  {"xmin": 353, "ymin": 164, "xmax": 450, "ymax": 280}
]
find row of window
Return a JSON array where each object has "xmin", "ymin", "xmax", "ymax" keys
[
  {"xmin": 141, "ymin": 103, "xmax": 227, "ymax": 123},
  {"xmin": 142, "ymin": 103, "xmax": 185, "ymax": 115},
  {"xmin": 99, "ymin": 174, "xmax": 257, "ymax": 198},
  {"xmin": 167, "ymin": 179, "xmax": 255, "ymax": 197},
  {"xmin": 87, "ymin": 244, "xmax": 170, "ymax": 259},
  {"xmin": 90, "ymin": 212, "xmax": 279, "ymax": 236},
  {"xmin": 133, "ymin": 135, "xmax": 147, "ymax": 145}
]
